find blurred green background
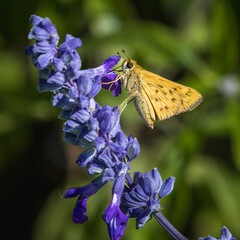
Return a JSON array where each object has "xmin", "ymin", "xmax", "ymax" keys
[{"xmin": 1, "ymin": 0, "xmax": 240, "ymax": 239}]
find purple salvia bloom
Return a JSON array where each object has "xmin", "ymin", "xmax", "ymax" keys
[
  {"xmin": 101, "ymin": 72, "xmax": 122, "ymax": 97},
  {"xmin": 52, "ymin": 92, "xmax": 77, "ymax": 110},
  {"xmin": 38, "ymin": 68, "xmax": 66, "ymax": 92},
  {"xmin": 103, "ymin": 175, "xmax": 129, "ymax": 240},
  {"xmin": 26, "ymin": 15, "xmax": 59, "ymax": 69},
  {"xmin": 199, "ymin": 226, "xmax": 236, "ymax": 240},
  {"xmin": 114, "ymin": 131, "xmax": 129, "ymax": 149},
  {"xmin": 28, "ymin": 15, "xmax": 59, "ymax": 45},
  {"xmin": 70, "ymin": 109, "xmax": 91, "ymax": 123},
  {"xmin": 58, "ymin": 34, "xmax": 82, "ymax": 74},
  {"xmin": 126, "ymin": 135, "xmax": 140, "ymax": 161},
  {"xmin": 108, "ymin": 142, "xmax": 127, "ymax": 159},
  {"xmin": 77, "ymin": 147, "xmax": 97, "ymax": 166},
  {"xmin": 64, "ymin": 175, "xmax": 107, "ymax": 224},
  {"xmin": 100, "ymin": 55, "xmax": 121, "ymax": 96},
  {"xmin": 96, "ymin": 105, "xmax": 120, "ymax": 135},
  {"xmin": 95, "ymin": 137, "xmax": 106, "ymax": 152},
  {"xmin": 120, "ymin": 168, "xmax": 175, "ymax": 229},
  {"xmin": 86, "ymin": 146, "xmax": 130, "ymax": 179},
  {"xmin": 78, "ymin": 126, "xmax": 98, "ymax": 142}
]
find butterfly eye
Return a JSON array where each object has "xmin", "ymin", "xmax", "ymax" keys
[{"xmin": 126, "ymin": 61, "xmax": 134, "ymax": 69}]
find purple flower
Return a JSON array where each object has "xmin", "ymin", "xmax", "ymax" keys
[
  {"xmin": 58, "ymin": 35, "xmax": 82, "ymax": 66},
  {"xmin": 96, "ymin": 105, "xmax": 120, "ymax": 135},
  {"xmin": 28, "ymin": 15, "xmax": 59, "ymax": 44},
  {"xmin": 100, "ymin": 55, "xmax": 122, "ymax": 97},
  {"xmin": 200, "ymin": 226, "xmax": 236, "ymax": 240},
  {"xmin": 103, "ymin": 175, "xmax": 129, "ymax": 240},
  {"xmin": 38, "ymin": 67, "xmax": 66, "ymax": 92},
  {"xmin": 101, "ymin": 72, "xmax": 122, "ymax": 97},
  {"xmin": 126, "ymin": 135, "xmax": 140, "ymax": 161},
  {"xmin": 64, "ymin": 175, "xmax": 107, "ymax": 224},
  {"xmin": 120, "ymin": 168, "xmax": 175, "ymax": 229},
  {"xmin": 26, "ymin": 15, "xmax": 59, "ymax": 69}
]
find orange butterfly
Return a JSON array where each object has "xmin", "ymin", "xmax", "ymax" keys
[{"xmin": 120, "ymin": 56, "xmax": 203, "ymax": 129}]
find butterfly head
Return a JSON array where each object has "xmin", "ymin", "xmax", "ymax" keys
[{"xmin": 122, "ymin": 59, "xmax": 137, "ymax": 73}]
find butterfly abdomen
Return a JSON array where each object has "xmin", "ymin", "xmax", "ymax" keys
[{"xmin": 134, "ymin": 94, "xmax": 154, "ymax": 129}]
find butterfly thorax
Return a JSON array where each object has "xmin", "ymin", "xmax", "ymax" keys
[
  {"xmin": 122, "ymin": 58, "xmax": 155, "ymax": 128},
  {"xmin": 122, "ymin": 59, "xmax": 143, "ymax": 94}
]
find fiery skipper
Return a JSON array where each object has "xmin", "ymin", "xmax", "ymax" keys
[{"xmin": 119, "ymin": 54, "xmax": 203, "ymax": 129}]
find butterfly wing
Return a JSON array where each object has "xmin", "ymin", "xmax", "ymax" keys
[
  {"xmin": 169, "ymin": 83, "xmax": 203, "ymax": 114},
  {"xmin": 139, "ymin": 70, "xmax": 202, "ymax": 121},
  {"xmin": 142, "ymin": 81, "xmax": 181, "ymax": 121}
]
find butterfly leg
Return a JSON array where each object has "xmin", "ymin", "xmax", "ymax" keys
[
  {"xmin": 120, "ymin": 98, "xmax": 134, "ymax": 115},
  {"xmin": 115, "ymin": 90, "xmax": 137, "ymax": 114}
]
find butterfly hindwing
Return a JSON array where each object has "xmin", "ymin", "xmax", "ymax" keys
[{"xmin": 141, "ymin": 80, "xmax": 180, "ymax": 121}]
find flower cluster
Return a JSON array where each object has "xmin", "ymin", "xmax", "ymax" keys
[
  {"xmin": 121, "ymin": 168, "xmax": 175, "ymax": 229},
  {"xmin": 26, "ymin": 15, "xmax": 176, "ymax": 240},
  {"xmin": 26, "ymin": 15, "xmax": 236, "ymax": 240},
  {"xmin": 200, "ymin": 227, "xmax": 236, "ymax": 240}
]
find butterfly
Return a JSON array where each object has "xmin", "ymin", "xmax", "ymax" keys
[{"xmin": 119, "ymin": 55, "xmax": 203, "ymax": 129}]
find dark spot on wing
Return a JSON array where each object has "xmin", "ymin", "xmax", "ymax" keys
[
  {"xmin": 169, "ymin": 90, "xmax": 173, "ymax": 95},
  {"xmin": 171, "ymin": 98, "xmax": 176, "ymax": 102},
  {"xmin": 165, "ymin": 106, "xmax": 168, "ymax": 110}
]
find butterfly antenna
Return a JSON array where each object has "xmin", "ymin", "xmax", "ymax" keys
[
  {"xmin": 117, "ymin": 51, "xmax": 125, "ymax": 60},
  {"xmin": 122, "ymin": 49, "xmax": 130, "ymax": 59}
]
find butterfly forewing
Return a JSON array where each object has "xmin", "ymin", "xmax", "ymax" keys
[{"xmin": 171, "ymin": 84, "xmax": 203, "ymax": 113}]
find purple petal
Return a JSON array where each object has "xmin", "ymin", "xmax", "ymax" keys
[
  {"xmin": 98, "ymin": 147, "xmax": 117, "ymax": 167},
  {"xmin": 102, "ymin": 55, "xmax": 121, "ymax": 71},
  {"xmin": 72, "ymin": 197, "xmax": 88, "ymax": 224},
  {"xmin": 115, "ymin": 131, "xmax": 128, "ymax": 149},
  {"xmin": 76, "ymin": 147, "xmax": 97, "ymax": 167},
  {"xmin": 159, "ymin": 176, "xmax": 175, "ymax": 199},
  {"xmin": 88, "ymin": 75, "xmax": 102, "ymax": 98},
  {"xmin": 95, "ymin": 137, "xmax": 106, "ymax": 152},
  {"xmin": 29, "ymin": 15, "xmax": 43, "ymax": 25},
  {"xmin": 70, "ymin": 109, "xmax": 90, "ymax": 123},
  {"xmin": 52, "ymin": 93, "xmax": 75, "ymax": 109},
  {"xmin": 64, "ymin": 187, "xmax": 83, "ymax": 198},
  {"xmin": 103, "ymin": 205, "xmax": 128, "ymax": 240},
  {"xmin": 136, "ymin": 208, "xmax": 152, "ymax": 229},
  {"xmin": 29, "ymin": 26, "xmax": 50, "ymax": 41},
  {"xmin": 77, "ymin": 70, "xmax": 94, "ymax": 96},
  {"xmin": 126, "ymin": 136, "xmax": 140, "ymax": 161},
  {"xmin": 108, "ymin": 142, "xmax": 127, "ymax": 159},
  {"xmin": 59, "ymin": 34, "xmax": 82, "ymax": 51},
  {"xmin": 221, "ymin": 227, "xmax": 235, "ymax": 240},
  {"xmin": 87, "ymin": 159, "xmax": 106, "ymax": 175},
  {"xmin": 102, "ymin": 168, "xmax": 116, "ymax": 182},
  {"xmin": 35, "ymin": 52, "xmax": 55, "ymax": 69},
  {"xmin": 101, "ymin": 72, "xmax": 122, "ymax": 97}
]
